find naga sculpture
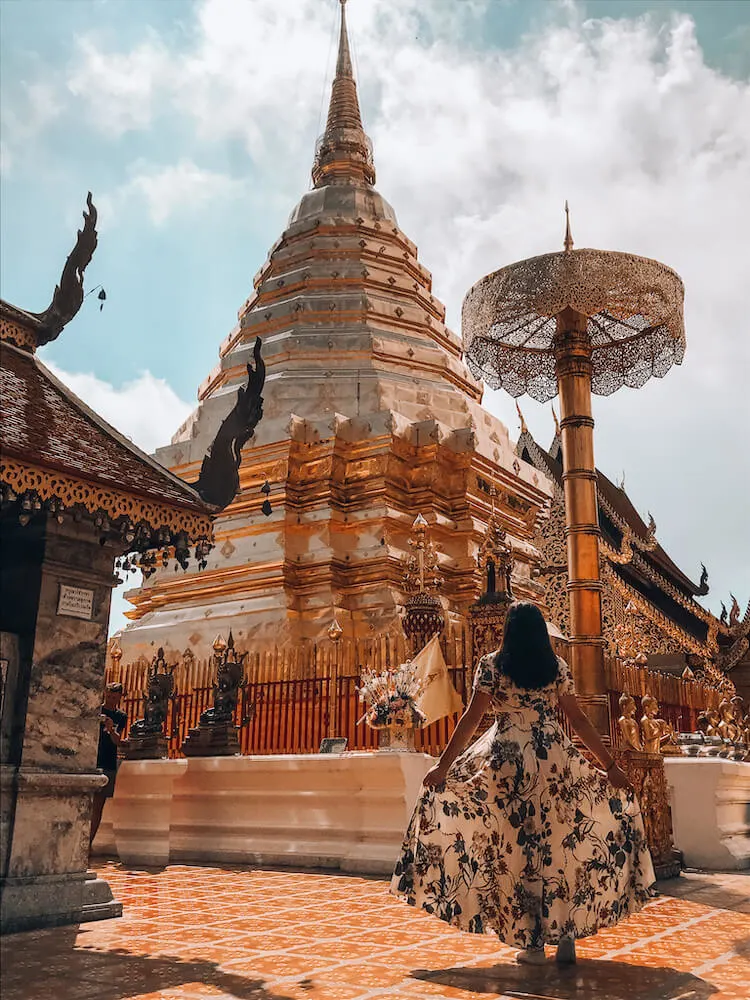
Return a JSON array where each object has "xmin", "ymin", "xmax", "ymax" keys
[
  {"xmin": 32, "ymin": 192, "xmax": 99, "ymax": 345},
  {"xmin": 195, "ymin": 337, "xmax": 265, "ymax": 509},
  {"xmin": 729, "ymin": 594, "xmax": 741, "ymax": 628}
]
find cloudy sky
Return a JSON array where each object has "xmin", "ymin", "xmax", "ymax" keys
[{"xmin": 2, "ymin": 0, "xmax": 748, "ymax": 632}]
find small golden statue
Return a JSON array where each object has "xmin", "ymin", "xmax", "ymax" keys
[
  {"xmin": 618, "ymin": 693, "xmax": 642, "ymax": 751},
  {"xmin": 731, "ymin": 696, "xmax": 745, "ymax": 736},
  {"xmin": 717, "ymin": 699, "xmax": 740, "ymax": 742},
  {"xmin": 705, "ymin": 708, "xmax": 721, "ymax": 736},
  {"xmin": 742, "ymin": 711, "xmax": 750, "ymax": 746},
  {"xmin": 640, "ymin": 695, "xmax": 681, "ymax": 755}
]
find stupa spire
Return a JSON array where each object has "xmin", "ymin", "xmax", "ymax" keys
[
  {"xmin": 563, "ymin": 200, "xmax": 574, "ymax": 252},
  {"xmin": 312, "ymin": 0, "xmax": 376, "ymax": 188}
]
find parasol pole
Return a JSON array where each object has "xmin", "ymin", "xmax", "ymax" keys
[{"xmin": 553, "ymin": 305, "xmax": 608, "ymax": 734}]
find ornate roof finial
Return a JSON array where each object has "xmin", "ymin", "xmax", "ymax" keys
[
  {"xmin": 312, "ymin": 0, "xmax": 375, "ymax": 188},
  {"xmin": 563, "ymin": 200, "xmax": 574, "ymax": 252},
  {"xmin": 515, "ymin": 399, "xmax": 528, "ymax": 434},
  {"xmin": 402, "ymin": 513, "xmax": 441, "ymax": 596},
  {"xmin": 551, "ymin": 404, "xmax": 560, "ymax": 438},
  {"xmin": 1, "ymin": 192, "xmax": 100, "ymax": 353}
]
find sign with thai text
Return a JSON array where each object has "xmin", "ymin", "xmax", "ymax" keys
[
  {"xmin": 319, "ymin": 737, "xmax": 347, "ymax": 754},
  {"xmin": 57, "ymin": 584, "xmax": 95, "ymax": 620}
]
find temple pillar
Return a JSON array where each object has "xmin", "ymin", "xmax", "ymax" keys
[{"xmin": 0, "ymin": 515, "xmax": 121, "ymax": 932}]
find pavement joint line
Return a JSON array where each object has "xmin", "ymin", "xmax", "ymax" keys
[
  {"xmin": 597, "ymin": 907, "xmax": 720, "ymax": 960},
  {"xmin": 690, "ymin": 948, "xmax": 741, "ymax": 977},
  {"xmin": 256, "ymin": 936, "xmax": 513, "ymax": 986}
]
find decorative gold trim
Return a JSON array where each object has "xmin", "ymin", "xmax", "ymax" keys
[
  {"xmin": 0, "ymin": 458, "xmax": 213, "ymax": 539},
  {"xmin": 1, "ymin": 316, "xmax": 37, "ymax": 352},
  {"xmin": 604, "ymin": 565, "xmax": 712, "ymax": 657},
  {"xmin": 629, "ymin": 550, "xmax": 722, "ymax": 631}
]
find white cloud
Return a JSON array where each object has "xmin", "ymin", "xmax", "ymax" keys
[
  {"xmin": 0, "ymin": 79, "xmax": 63, "ymax": 174},
  {"xmin": 67, "ymin": 35, "xmax": 169, "ymax": 136},
  {"xmin": 99, "ymin": 159, "xmax": 247, "ymax": 226},
  {"xmin": 25, "ymin": 1, "xmax": 750, "ymax": 608},
  {"xmin": 44, "ymin": 362, "xmax": 192, "ymax": 453}
]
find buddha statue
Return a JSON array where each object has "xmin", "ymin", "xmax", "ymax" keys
[
  {"xmin": 640, "ymin": 695, "xmax": 681, "ymax": 755},
  {"xmin": 618, "ymin": 693, "xmax": 642, "ymax": 751},
  {"xmin": 717, "ymin": 699, "xmax": 740, "ymax": 742},
  {"xmin": 705, "ymin": 708, "xmax": 720, "ymax": 736}
]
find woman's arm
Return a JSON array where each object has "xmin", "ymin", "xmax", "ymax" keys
[
  {"xmin": 559, "ymin": 693, "xmax": 632, "ymax": 790},
  {"xmin": 422, "ymin": 690, "xmax": 490, "ymax": 787}
]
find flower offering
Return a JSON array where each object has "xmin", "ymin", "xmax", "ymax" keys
[{"xmin": 357, "ymin": 663, "xmax": 426, "ymax": 730}]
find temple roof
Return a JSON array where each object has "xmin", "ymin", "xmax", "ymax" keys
[
  {"xmin": 518, "ymin": 429, "xmax": 704, "ymax": 596},
  {"xmin": 1, "ymin": 340, "xmax": 213, "ymax": 536}
]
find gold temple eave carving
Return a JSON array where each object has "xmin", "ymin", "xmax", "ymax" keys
[
  {"xmin": 0, "ymin": 457, "xmax": 214, "ymax": 539},
  {"xmin": 604, "ymin": 565, "xmax": 716, "ymax": 657}
]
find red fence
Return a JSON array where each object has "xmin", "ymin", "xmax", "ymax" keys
[
  {"xmin": 111, "ymin": 635, "xmax": 719, "ymax": 758},
  {"xmin": 119, "ymin": 665, "xmax": 470, "ymax": 758}
]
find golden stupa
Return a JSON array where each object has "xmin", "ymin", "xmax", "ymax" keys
[{"xmin": 117, "ymin": 0, "xmax": 552, "ymax": 661}]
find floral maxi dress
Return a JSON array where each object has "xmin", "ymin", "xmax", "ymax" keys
[{"xmin": 391, "ymin": 655, "xmax": 655, "ymax": 948}]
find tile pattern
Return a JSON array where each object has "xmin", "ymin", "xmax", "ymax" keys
[{"xmin": 1, "ymin": 864, "xmax": 748, "ymax": 1000}]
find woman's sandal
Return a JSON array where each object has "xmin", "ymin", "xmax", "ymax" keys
[
  {"xmin": 516, "ymin": 947, "xmax": 547, "ymax": 965},
  {"xmin": 556, "ymin": 936, "xmax": 577, "ymax": 964}
]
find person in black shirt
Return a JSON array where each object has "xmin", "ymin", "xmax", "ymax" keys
[{"xmin": 90, "ymin": 682, "xmax": 127, "ymax": 847}]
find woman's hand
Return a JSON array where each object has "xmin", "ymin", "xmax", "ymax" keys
[
  {"xmin": 604, "ymin": 764, "xmax": 632, "ymax": 791},
  {"xmin": 422, "ymin": 762, "xmax": 449, "ymax": 789}
]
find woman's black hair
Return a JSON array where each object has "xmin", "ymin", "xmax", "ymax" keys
[{"xmin": 495, "ymin": 601, "xmax": 560, "ymax": 690}]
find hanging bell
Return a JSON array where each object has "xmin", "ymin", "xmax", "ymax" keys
[{"xmin": 261, "ymin": 499, "xmax": 272, "ymax": 517}]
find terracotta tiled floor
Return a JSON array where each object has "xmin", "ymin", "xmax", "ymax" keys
[{"xmin": 1, "ymin": 864, "xmax": 748, "ymax": 1000}]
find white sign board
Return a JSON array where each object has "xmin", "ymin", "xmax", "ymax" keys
[{"xmin": 57, "ymin": 584, "xmax": 95, "ymax": 621}]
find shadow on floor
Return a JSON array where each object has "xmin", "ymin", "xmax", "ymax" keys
[
  {"xmin": 0, "ymin": 926, "xmax": 292, "ymax": 1000},
  {"xmin": 656, "ymin": 873, "xmax": 750, "ymax": 913},
  {"xmin": 412, "ymin": 959, "xmax": 720, "ymax": 1000}
]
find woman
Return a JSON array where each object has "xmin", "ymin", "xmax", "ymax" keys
[{"xmin": 391, "ymin": 601, "xmax": 655, "ymax": 965}]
